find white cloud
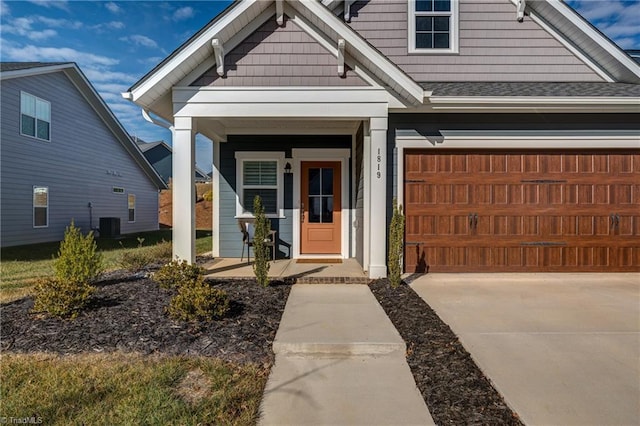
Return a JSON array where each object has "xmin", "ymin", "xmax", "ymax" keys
[
  {"xmin": 37, "ymin": 16, "xmax": 82, "ymax": 29},
  {"xmin": 3, "ymin": 17, "xmax": 57, "ymax": 41},
  {"xmin": 568, "ymin": 0, "xmax": 640, "ymax": 48},
  {"xmin": 0, "ymin": 0, "xmax": 10, "ymax": 16},
  {"xmin": 105, "ymin": 2, "xmax": 121, "ymax": 14},
  {"xmin": 120, "ymin": 34, "xmax": 158, "ymax": 49},
  {"xmin": 1, "ymin": 43, "xmax": 119, "ymax": 67},
  {"xmin": 83, "ymin": 68, "xmax": 136, "ymax": 84},
  {"xmin": 25, "ymin": 0, "xmax": 69, "ymax": 11},
  {"xmin": 90, "ymin": 21, "xmax": 125, "ymax": 32},
  {"xmin": 93, "ymin": 82, "xmax": 130, "ymax": 95},
  {"xmin": 173, "ymin": 6, "xmax": 194, "ymax": 21},
  {"xmin": 139, "ymin": 56, "xmax": 163, "ymax": 65}
]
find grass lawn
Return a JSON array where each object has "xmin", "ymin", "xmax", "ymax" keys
[
  {"xmin": 0, "ymin": 353, "xmax": 266, "ymax": 426},
  {"xmin": 0, "ymin": 230, "xmax": 212, "ymax": 303}
]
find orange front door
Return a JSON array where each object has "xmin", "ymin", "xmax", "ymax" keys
[{"xmin": 301, "ymin": 161, "xmax": 341, "ymax": 254}]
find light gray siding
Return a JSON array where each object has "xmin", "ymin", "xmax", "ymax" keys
[
  {"xmin": 218, "ymin": 136, "xmax": 352, "ymax": 258},
  {"xmin": 1, "ymin": 72, "xmax": 159, "ymax": 247},
  {"xmin": 348, "ymin": 0, "xmax": 604, "ymax": 82},
  {"xmin": 192, "ymin": 18, "xmax": 368, "ymax": 86}
]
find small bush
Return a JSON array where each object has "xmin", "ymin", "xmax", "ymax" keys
[
  {"xmin": 33, "ymin": 220, "xmax": 102, "ymax": 318},
  {"xmin": 53, "ymin": 220, "xmax": 103, "ymax": 284},
  {"xmin": 252, "ymin": 196, "xmax": 270, "ymax": 287},
  {"xmin": 119, "ymin": 250, "xmax": 152, "ymax": 272},
  {"xmin": 153, "ymin": 260, "xmax": 206, "ymax": 290},
  {"xmin": 202, "ymin": 190, "xmax": 213, "ymax": 202},
  {"xmin": 167, "ymin": 277, "xmax": 229, "ymax": 322},
  {"xmin": 149, "ymin": 240, "xmax": 172, "ymax": 261},
  {"xmin": 32, "ymin": 277, "xmax": 95, "ymax": 319},
  {"xmin": 387, "ymin": 199, "xmax": 405, "ymax": 288}
]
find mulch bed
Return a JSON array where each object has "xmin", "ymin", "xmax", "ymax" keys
[
  {"xmin": 1, "ymin": 265, "xmax": 291, "ymax": 366},
  {"xmin": 370, "ymin": 279, "xmax": 523, "ymax": 426}
]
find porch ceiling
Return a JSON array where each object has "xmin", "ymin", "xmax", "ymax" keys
[{"xmin": 196, "ymin": 117, "xmax": 361, "ymax": 141}]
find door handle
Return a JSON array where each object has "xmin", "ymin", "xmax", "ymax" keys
[
  {"xmin": 469, "ymin": 213, "xmax": 474, "ymax": 229},
  {"xmin": 615, "ymin": 214, "xmax": 620, "ymax": 228},
  {"xmin": 301, "ymin": 203, "xmax": 305, "ymax": 223}
]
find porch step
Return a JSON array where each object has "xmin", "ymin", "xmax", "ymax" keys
[
  {"xmin": 272, "ymin": 284, "xmax": 405, "ymax": 356},
  {"xmin": 293, "ymin": 276, "xmax": 372, "ymax": 284}
]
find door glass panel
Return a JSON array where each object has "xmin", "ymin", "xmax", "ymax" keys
[
  {"xmin": 322, "ymin": 197, "xmax": 333, "ymax": 223},
  {"xmin": 309, "ymin": 196, "xmax": 321, "ymax": 223},
  {"xmin": 322, "ymin": 168, "xmax": 333, "ymax": 195},
  {"xmin": 309, "ymin": 168, "xmax": 321, "ymax": 195},
  {"xmin": 306, "ymin": 167, "xmax": 335, "ymax": 223}
]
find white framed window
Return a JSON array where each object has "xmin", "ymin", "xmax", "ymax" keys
[
  {"xmin": 235, "ymin": 152, "xmax": 285, "ymax": 218},
  {"xmin": 21, "ymin": 92, "xmax": 51, "ymax": 141},
  {"xmin": 408, "ymin": 0, "xmax": 459, "ymax": 54},
  {"xmin": 33, "ymin": 186, "xmax": 49, "ymax": 228},
  {"xmin": 128, "ymin": 194, "xmax": 136, "ymax": 222}
]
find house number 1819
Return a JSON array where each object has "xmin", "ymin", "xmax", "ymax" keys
[{"xmin": 376, "ymin": 148, "xmax": 382, "ymax": 179}]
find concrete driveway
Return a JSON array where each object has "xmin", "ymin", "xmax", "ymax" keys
[{"xmin": 410, "ymin": 273, "xmax": 640, "ymax": 426}]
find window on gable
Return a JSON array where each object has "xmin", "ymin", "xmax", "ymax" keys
[
  {"xmin": 235, "ymin": 152, "xmax": 284, "ymax": 217},
  {"xmin": 33, "ymin": 186, "xmax": 48, "ymax": 228},
  {"xmin": 409, "ymin": 0, "xmax": 458, "ymax": 53},
  {"xmin": 21, "ymin": 92, "xmax": 51, "ymax": 141}
]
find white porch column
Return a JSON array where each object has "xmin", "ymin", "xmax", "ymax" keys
[
  {"xmin": 211, "ymin": 139, "xmax": 220, "ymax": 257},
  {"xmin": 368, "ymin": 117, "xmax": 388, "ymax": 278},
  {"xmin": 172, "ymin": 116, "xmax": 196, "ymax": 263}
]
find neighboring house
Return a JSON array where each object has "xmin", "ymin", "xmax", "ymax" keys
[
  {"xmin": 0, "ymin": 62, "xmax": 166, "ymax": 247},
  {"xmin": 627, "ymin": 50, "xmax": 640, "ymax": 64},
  {"xmin": 135, "ymin": 139, "xmax": 211, "ymax": 184},
  {"xmin": 123, "ymin": 0, "xmax": 640, "ymax": 276}
]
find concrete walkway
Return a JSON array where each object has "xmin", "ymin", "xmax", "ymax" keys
[
  {"xmin": 410, "ymin": 273, "xmax": 640, "ymax": 426},
  {"xmin": 259, "ymin": 284, "xmax": 434, "ymax": 425}
]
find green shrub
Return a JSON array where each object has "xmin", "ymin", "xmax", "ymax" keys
[
  {"xmin": 32, "ymin": 220, "xmax": 102, "ymax": 318},
  {"xmin": 202, "ymin": 190, "xmax": 213, "ymax": 202},
  {"xmin": 252, "ymin": 196, "xmax": 270, "ymax": 287},
  {"xmin": 153, "ymin": 260, "xmax": 205, "ymax": 290},
  {"xmin": 32, "ymin": 277, "xmax": 94, "ymax": 319},
  {"xmin": 119, "ymin": 250, "xmax": 152, "ymax": 272},
  {"xmin": 53, "ymin": 220, "xmax": 103, "ymax": 284},
  {"xmin": 149, "ymin": 240, "xmax": 173, "ymax": 261},
  {"xmin": 167, "ymin": 277, "xmax": 229, "ymax": 322},
  {"xmin": 387, "ymin": 198, "xmax": 405, "ymax": 288}
]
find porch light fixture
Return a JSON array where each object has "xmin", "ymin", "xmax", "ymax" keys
[{"xmin": 284, "ymin": 162, "xmax": 292, "ymax": 174}]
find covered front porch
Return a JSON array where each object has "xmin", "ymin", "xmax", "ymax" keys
[
  {"xmin": 170, "ymin": 87, "xmax": 391, "ymax": 278},
  {"xmin": 202, "ymin": 257, "xmax": 370, "ymax": 283}
]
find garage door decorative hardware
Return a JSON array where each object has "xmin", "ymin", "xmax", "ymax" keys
[
  {"xmin": 520, "ymin": 179, "xmax": 568, "ymax": 184},
  {"xmin": 610, "ymin": 213, "xmax": 620, "ymax": 228},
  {"xmin": 520, "ymin": 242, "xmax": 567, "ymax": 247},
  {"xmin": 468, "ymin": 213, "xmax": 478, "ymax": 229}
]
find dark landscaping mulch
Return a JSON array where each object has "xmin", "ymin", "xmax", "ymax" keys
[
  {"xmin": 370, "ymin": 279, "xmax": 523, "ymax": 426},
  {"xmin": 1, "ymin": 268, "xmax": 291, "ymax": 366}
]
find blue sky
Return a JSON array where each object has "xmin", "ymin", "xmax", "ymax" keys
[{"xmin": 2, "ymin": 1, "xmax": 639, "ymax": 173}]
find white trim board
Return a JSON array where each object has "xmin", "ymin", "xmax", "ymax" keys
[{"xmin": 291, "ymin": 148, "xmax": 351, "ymax": 260}]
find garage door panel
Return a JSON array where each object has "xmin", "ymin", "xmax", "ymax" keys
[{"xmin": 404, "ymin": 150, "xmax": 640, "ymax": 272}]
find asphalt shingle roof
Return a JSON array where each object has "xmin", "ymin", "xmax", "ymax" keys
[
  {"xmin": 422, "ymin": 82, "xmax": 640, "ymax": 97},
  {"xmin": 0, "ymin": 62, "xmax": 70, "ymax": 72}
]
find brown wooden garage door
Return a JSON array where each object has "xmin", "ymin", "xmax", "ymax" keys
[{"xmin": 404, "ymin": 150, "xmax": 640, "ymax": 272}]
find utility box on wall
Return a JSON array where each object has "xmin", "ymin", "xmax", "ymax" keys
[{"xmin": 99, "ymin": 217, "xmax": 121, "ymax": 238}]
